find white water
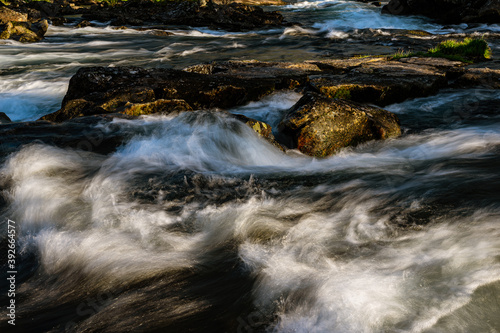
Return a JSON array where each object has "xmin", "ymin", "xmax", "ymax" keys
[{"xmin": 2, "ymin": 103, "xmax": 500, "ymax": 330}]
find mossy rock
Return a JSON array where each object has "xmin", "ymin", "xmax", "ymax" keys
[
  {"xmin": 278, "ymin": 93, "xmax": 401, "ymax": 157},
  {"xmin": 120, "ymin": 99, "xmax": 193, "ymax": 116}
]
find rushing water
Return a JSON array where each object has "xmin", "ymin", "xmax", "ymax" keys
[{"xmin": 1, "ymin": 1, "xmax": 500, "ymax": 332}]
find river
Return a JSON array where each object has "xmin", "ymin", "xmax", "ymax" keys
[{"xmin": 1, "ymin": 1, "xmax": 500, "ymax": 332}]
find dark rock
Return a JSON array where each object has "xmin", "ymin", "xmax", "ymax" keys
[
  {"xmin": 40, "ymin": 59, "xmax": 498, "ymax": 124},
  {"xmin": 0, "ymin": 112, "xmax": 11, "ymax": 124},
  {"xmin": 277, "ymin": 93, "xmax": 401, "ymax": 157},
  {"xmin": 40, "ymin": 66, "xmax": 291, "ymax": 122},
  {"xmin": 454, "ymin": 67, "xmax": 500, "ymax": 88},
  {"xmin": 77, "ymin": 1, "xmax": 288, "ymax": 31},
  {"xmin": 0, "ymin": 19, "xmax": 48, "ymax": 42},
  {"xmin": 306, "ymin": 58, "xmax": 450, "ymax": 106},
  {"xmin": 383, "ymin": 0, "xmax": 500, "ymax": 24},
  {"xmin": 0, "ymin": 115, "xmax": 133, "ymax": 157},
  {"xmin": 50, "ymin": 17, "xmax": 67, "ymax": 26}
]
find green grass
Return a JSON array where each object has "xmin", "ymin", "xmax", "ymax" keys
[
  {"xmin": 333, "ymin": 87, "xmax": 351, "ymax": 99},
  {"xmin": 390, "ymin": 38, "xmax": 492, "ymax": 63}
]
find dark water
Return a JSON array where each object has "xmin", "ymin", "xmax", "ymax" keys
[{"xmin": 1, "ymin": 1, "xmax": 500, "ymax": 332}]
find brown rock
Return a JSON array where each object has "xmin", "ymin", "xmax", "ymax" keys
[
  {"xmin": 307, "ymin": 58, "xmax": 449, "ymax": 106},
  {"xmin": 277, "ymin": 93, "xmax": 401, "ymax": 157},
  {"xmin": 454, "ymin": 68, "xmax": 500, "ymax": 89},
  {"xmin": 0, "ymin": 20, "xmax": 48, "ymax": 42},
  {"xmin": 0, "ymin": 7, "xmax": 28, "ymax": 24},
  {"xmin": 120, "ymin": 99, "xmax": 193, "ymax": 116}
]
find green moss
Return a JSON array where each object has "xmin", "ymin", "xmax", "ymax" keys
[
  {"xmin": 333, "ymin": 87, "xmax": 351, "ymax": 100},
  {"xmin": 390, "ymin": 38, "xmax": 491, "ymax": 63},
  {"xmin": 407, "ymin": 30, "xmax": 432, "ymax": 36},
  {"xmin": 428, "ymin": 37, "xmax": 491, "ymax": 61}
]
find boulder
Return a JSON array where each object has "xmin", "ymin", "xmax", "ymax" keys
[
  {"xmin": 0, "ymin": 7, "xmax": 28, "ymax": 24},
  {"xmin": 306, "ymin": 58, "xmax": 449, "ymax": 106},
  {"xmin": 0, "ymin": 19, "xmax": 48, "ymax": 42},
  {"xmin": 277, "ymin": 93, "xmax": 401, "ymax": 157},
  {"xmin": 382, "ymin": 0, "xmax": 500, "ymax": 24},
  {"xmin": 40, "ymin": 66, "xmax": 290, "ymax": 122}
]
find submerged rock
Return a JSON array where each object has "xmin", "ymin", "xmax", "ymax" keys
[
  {"xmin": 382, "ymin": 0, "xmax": 500, "ymax": 24},
  {"xmin": 230, "ymin": 113, "xmax": 284, "ymax": 150},
  {"xmin": 278, "ymin": 93, "xmax": 401, "ymax": 157}
]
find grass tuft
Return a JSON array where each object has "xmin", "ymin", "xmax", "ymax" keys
[{"xmin": 390, "ymin": 37, "xmax": 491, "ymax": 63}]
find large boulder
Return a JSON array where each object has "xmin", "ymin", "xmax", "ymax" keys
[
  {"xmin": 277, "ymin": 93, "xmax": 401, "ymax": 157},
  {"xmin": 382, "ymin": 0, "xmax": 500, "ymax": 24},
  {"xmin": 40, "ymin": 65, "xmax": 302, "ymax": 122}
]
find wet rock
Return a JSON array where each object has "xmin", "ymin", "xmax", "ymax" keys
[
  {"xmin": 307, "ymin": 58, "xmax": 450, "ymax": 106},
  {"xmin": 277, "ymin": 93, "xmax": 401, "ymax": 157},
  {"xmin": 0, "ymin": 112, "xmax": 11, "ymax": 124},
  {"xmin": 41, "ymin": 59, "xmax": 497, "ymax": 123},
  {"xmin": 0, "ymin": 7, "xmax": 28, "ymax": 24},
  {"xmin": 120, "ymin": 99, "xmax": 193, "ymax": 116},
  {"xmin": 0, "ymin": 19, "xmax": 48, "ymax": 42},
  {"xmin": 184, "ymin": 60, "xmax": 320, "ymax": 89},
  {"xmin": 383, "ymin": 0, "xmax": 500, "ymax": 24},
  {"xmin": 454, "ymin": 68, "xmax": 500, "ymax": 89},
  {"xmin": 41, "ymin": 66, "xmax": 288, "ymax": 122}
]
